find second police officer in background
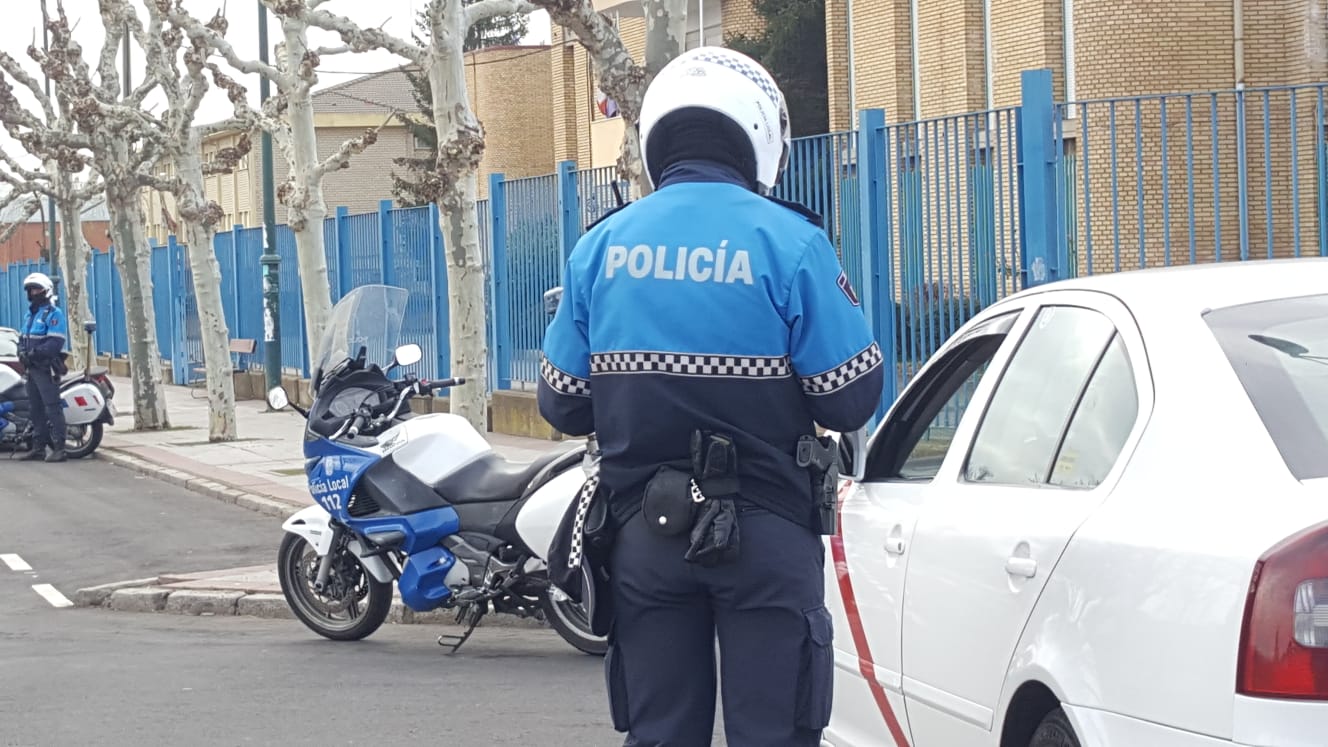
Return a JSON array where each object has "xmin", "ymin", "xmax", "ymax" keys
[{"xmin": 539, "ymin": 46, "xmax": 883, "ymax": 746}]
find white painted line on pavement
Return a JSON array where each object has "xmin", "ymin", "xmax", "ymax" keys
[
  {"xmin": 31, "ymin": 584, "xmax": 73, "ymax": 608},
  {"xmin": 1, "ymin": 554, "xmax": 32, "ymax": 571}
]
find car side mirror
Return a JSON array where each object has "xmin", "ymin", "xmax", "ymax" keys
[
  {"xmin": 837, "ymin": 426, "xmax": 868, "ymax": 482},
  {"xmin": 267, "ymin": 386, "xmax": 289, "ymax": 410},
  {"xmin": 543, "ymin": 286, "xmax": 564, "ymax": 317},
  {"xmin": 83, "ymin": 319, "xmax": 97, "ymax": 334}
]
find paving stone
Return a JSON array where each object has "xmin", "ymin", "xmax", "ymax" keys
[
  {"xmin": 163, "ymin": 589, "xmax": 244, "ymax": 616},
  {"xmin": 107, "ymin": 587, "xmax": 170, "ymax": 612}
]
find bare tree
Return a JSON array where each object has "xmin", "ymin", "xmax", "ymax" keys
[
  {"xmin": 527, "ymin": 0, "xmax": 688, "ymax": 196},
  {"xmin": 167, "ymin": 3, "xmax": 386, "ymax": 367},
  {"xmin": 1, "ymin": 0, "xmax": 174, "ymax": 430},
  {"xmin": 0, "ymin": 151, "xmax": 103, "ymax": 372},
  {"xmin": 92, "ymin": 0, "xmax": 276, "ymax": 442},
  {"xmin": 273, "ymin": 0, "xmax": 531, "ymax": 435}
]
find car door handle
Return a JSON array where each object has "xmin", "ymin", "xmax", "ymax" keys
[
  {"xmin": 1005, "ymin": 557, "xmax": 1037, "ymax": 578},
  {"xmin": 884, "ymin": 538, "xmax": 905, "ymax": 555}
]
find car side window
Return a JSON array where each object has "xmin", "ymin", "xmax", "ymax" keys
[
  {"xmin": 1048, "ymin": 334, "xmax": 1139, "ymax": 489},
  {"xmin": 963, "ymin": 306, "xmax": 1117, "ymax": 486},
  {"xmin": 895, "ymin": 359, "xmax": 992, "ymax": 480},
  {"xmin": 863, "ymin": 311, "xmax": 1020, "ymax": 482}
]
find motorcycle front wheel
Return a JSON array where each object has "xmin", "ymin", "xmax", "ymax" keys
[
  {"xmin": 540, "ymin": 585, "xmax": 607, "ymax": 656},
  {"xmin": 277, "ymin": 532, "xmax": 392, "ymax": 641}
]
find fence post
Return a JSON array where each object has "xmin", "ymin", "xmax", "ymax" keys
[
  {"xmin": 162, "ymin": 236, "xmax": 180, "ymax": 382},
  {"xmin": 378, "ymin": 199, "xmax": 395, "ymax": 287},
  {"xmin": 488, "ymin": 172, "xmax": 511, "ymax": 391},
  {"xmin": 429, "ymin": 203, "xmax": 451, "ymax": 379},
  {"xmin": 856, "ymin": 108, "xmax": 896, "ymax": 418},
  {"xmin": 555, "ymin": 160, "xmax": 579, "ymax": 267},
  {"xmin": 229, "ymin": 225, "xmax": 242, "ymax": 334},
  {"xmin": 1018, "ymin": 69, "xmax": 1064, "ymax": 288},
  {"xmin": 336, "ymin": 206, "xmax": 352, "ymax": 298}
]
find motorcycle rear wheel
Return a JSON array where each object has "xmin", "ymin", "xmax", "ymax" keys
[
  {"xmin": 540, "ymin": 585, "xmax": 607, "ymax": 656},
  {"xmin": 64, "ymin": 423, "xmax": 103, "ymax": 459},
  {"xmin": 277, "ymin": 532, "xmax": 392, "ymax": 641}
]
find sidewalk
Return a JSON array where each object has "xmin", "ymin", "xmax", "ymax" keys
[
  {"xmin": 79, "ymin": 376, "xmax": 574, "ymax": 626},
  {"xmin": 100, "ymin": 375, "xmax": 565, "ymax": 517}
]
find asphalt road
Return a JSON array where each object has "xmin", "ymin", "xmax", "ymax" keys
[{"xmin": 0, "ymin": 458, "xmax": 669, "ymax": 746}]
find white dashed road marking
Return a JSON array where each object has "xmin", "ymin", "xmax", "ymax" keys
[
  {"xmin": 30, "ymin": 583, "xmax": 73, "ymax": 608},
  {"xmin": 4, "ymin": 552, "xmax": 72, "ymax": 608}
]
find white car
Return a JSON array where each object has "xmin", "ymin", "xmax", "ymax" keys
[{"xmin": 825, "ymin": 259, "xmax": 1328, "ymax": 747}]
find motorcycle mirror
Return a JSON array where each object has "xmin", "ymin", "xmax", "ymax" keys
[
  {"xmin": 83, "ymin": 319, "xmax": 97, "ymax": 334},
  {"xmin": 543, "ymin": 286, "xmax": 564, "ymax": 317},
  {"xmin": 266, "ymin": 386, "xmax": 289, "ymax": 410},
  {"xmin": 392, "ymin": 343, "xmax": 422, "ymax": 368}
]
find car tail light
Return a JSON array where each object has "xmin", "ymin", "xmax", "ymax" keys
[{"xmin": 1237, "ymin": 521, "xmax": 1328, "ymax": 699}]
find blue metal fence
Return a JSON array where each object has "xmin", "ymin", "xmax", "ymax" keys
[{"xmin": 11, "ymin": 68, "xmax": 1327, "ymax": 410}]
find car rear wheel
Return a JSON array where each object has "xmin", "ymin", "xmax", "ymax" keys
[{"xmin": 1029, "ymin": 707, "xmax": 1080, "ymax": 747}]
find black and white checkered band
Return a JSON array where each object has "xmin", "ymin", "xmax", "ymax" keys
[
  {"xmin": 799, "ymin": 343, "xmax": 884, "ymax": 396},
  {"xmin": 591, "ymin": 351, "xmax": 792, "ymax": 380},
  {"xmin": 540, "ymin": 357, "xmax": 592, "ymax": 397},
  {"xmin": 693, "ymin": 50, "xmax": 782, "ymax": 107}
]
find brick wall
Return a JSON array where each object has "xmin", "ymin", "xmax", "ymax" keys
[
  {"xmin": 990, "ymin": 0, "xmax": 1063, "ymax": 107},
  {"xmin": 0, "ymin": 221, "xmax": 112, "ymax": 265},
  {"xmin": 838, "ymin": 0, "xmax": 916, "ymax": 122},
  {"xmin": 467, "ymin": 46, "xmax": 556, "ymax": 198}
]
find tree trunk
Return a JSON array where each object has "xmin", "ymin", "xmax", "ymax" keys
[
  {"xmin": 177, "ymin": 138, "xmax": 238, "ymax": 442},
  {"xmin": 429, "ymin": 1, "xmax": 489, "ymax": 435},
  {"xmin": 56, "ymin": 188, "xmax": 92, "ymax": 373},
  {"xmin": 105, "ymin": 174, "xmax": 169, "ymax": 430},
  {"xmin": 282, "ymin": 19, "xmax": 335, "ymax": 368}
]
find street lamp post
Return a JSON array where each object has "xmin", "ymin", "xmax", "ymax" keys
[{"xmin": 258, "ymin": 2, "xmax": 283, "ymax": 397}]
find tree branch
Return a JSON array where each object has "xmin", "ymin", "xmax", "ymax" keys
[
  {"xmin": 167, "ymin": 5, "xmax": 289, "ymax": 85},
  {"xmin": 313, "ymin": 114, "xmax": 393, "ymax": 180},
  {"xmin": 271, "ymin": 2, "xmax": 424, "ymax": 63},
  {"xmin": 0, "ymin": 197, "xmax": 39, "ymax": 245},
  {"xmin": 465, "ymin": 0, "xmax": 535, "ymax": 31}
]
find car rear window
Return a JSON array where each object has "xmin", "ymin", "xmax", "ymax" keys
[{"xmin": 1205, "ymin": 293, "xmax": 1328, "ymax": 480}]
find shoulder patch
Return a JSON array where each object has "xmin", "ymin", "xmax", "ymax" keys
[
  {"xmin": 837, "ymin": 271, "xmax": 860, "ymax": 306},
  {"xmin": 585, "ymin": 201, "xmax": 633, "ymax": 232},
  {"xmin": 764, "ymin": 196, "xmax": 825, "ymax": 229}
]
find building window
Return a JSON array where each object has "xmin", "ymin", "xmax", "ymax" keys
[{"xmin": 414, "ymin": 132, "xmax": 431, "ymax": 150}]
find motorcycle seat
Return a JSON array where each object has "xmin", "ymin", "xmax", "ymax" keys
[{"xmin": 434, "ymin": 448, "xmax": 577, "ymax": 504}]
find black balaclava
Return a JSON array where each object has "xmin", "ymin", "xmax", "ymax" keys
[{"xmin": 647, "ymin": 107, "xmax": 758, "ymax": 190}]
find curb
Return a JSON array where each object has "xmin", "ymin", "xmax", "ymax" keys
[
  {"xmin": 71, "ymin": 577, "xmax": 548, "ymax": 630},
  {"xmin": 100, "ymin": 448, "xmax": 301, "ymax": 519}
]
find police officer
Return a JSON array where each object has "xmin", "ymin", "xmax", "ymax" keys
[
  {"xmin": 18, "ymin": 272, "xmax": 69, "ymax": 463},
  {"xmin": 538, "ymin": 47, "xmax": 883, "ymax": 746}
]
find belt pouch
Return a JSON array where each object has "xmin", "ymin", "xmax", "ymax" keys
[{"xmin": 641, "ymin": 466, "xmax": 697, "ymax": 537}]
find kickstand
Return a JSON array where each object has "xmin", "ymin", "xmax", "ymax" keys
[{"xmin": 436, "ymin": 603, "xmax": 486, "ymax": 655}]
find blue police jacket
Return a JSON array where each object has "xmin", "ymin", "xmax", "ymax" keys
[
  {"xmin": 20, "ymin": 300, "xmax": 68, "ymax": 364},
  {"xmin": 538, "ymin": 160, "xmax": 884, "ymax": 529}
]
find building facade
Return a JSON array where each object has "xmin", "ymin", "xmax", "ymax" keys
[
  {"xmin": 824, "ymin": 0, "xmax": 1328, "ymax": 278},
  {"xmin": 0, "ymin": 196, "xmax": 113, "ymax": 266}
]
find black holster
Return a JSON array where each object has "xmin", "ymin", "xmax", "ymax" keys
[{"xmin": 797, "ymin": 435, "xmax": 840, "ymax": 536}]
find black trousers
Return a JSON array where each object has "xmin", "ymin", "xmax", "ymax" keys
[
  {"xmin": 25, "ymin": 364, "xmax": 66, "ymax": 449},
  {"xmin": 604, "ymin": 506, "xmax": 833, "ymax": 747}
]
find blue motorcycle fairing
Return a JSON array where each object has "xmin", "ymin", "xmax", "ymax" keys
[
  {"xmin": 302, "ymin": 435, "xmax": 381, "ymax": 519},
  {"xmin": 398, "ymin": 546, "xmax": 461, "ymax": 611}
]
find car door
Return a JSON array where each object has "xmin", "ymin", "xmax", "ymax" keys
[
  {"xmin": 898, "ymin": 292, "xmax": 1147, "ymax": 745},
  {"xmin": 826, "ymin": 308, "xmax": 1026, "ymax": 747}
]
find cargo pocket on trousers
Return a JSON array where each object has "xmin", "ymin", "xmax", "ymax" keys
[
  {"xmin": 605, "ymin": 640, "xmax": 631, "ymax": 732},
  {"xmin": 796, "ymin": 605, "xmax": 835, "ymax": 730}
]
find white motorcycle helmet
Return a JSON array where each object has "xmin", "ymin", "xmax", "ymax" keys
[
  {"xmin": 638, "ymin": 46, "xmax": 791, "ymax": 195},
  {"xmin": 22, "ymin": 272, "xmax": 53, "ymax": 295}
]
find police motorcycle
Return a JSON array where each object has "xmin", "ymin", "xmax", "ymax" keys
[
  {"xmin": 0, "ymin": 318, "xmax": 115, "ymax": 459},
  {"xmin": 267, "ymin": 283, "xmax": 606, "ymax": 655}
]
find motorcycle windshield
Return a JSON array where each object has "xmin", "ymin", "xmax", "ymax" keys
[{"xmin": 311, "ymin": 284, "xmax": 410, "ymax": 391}]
